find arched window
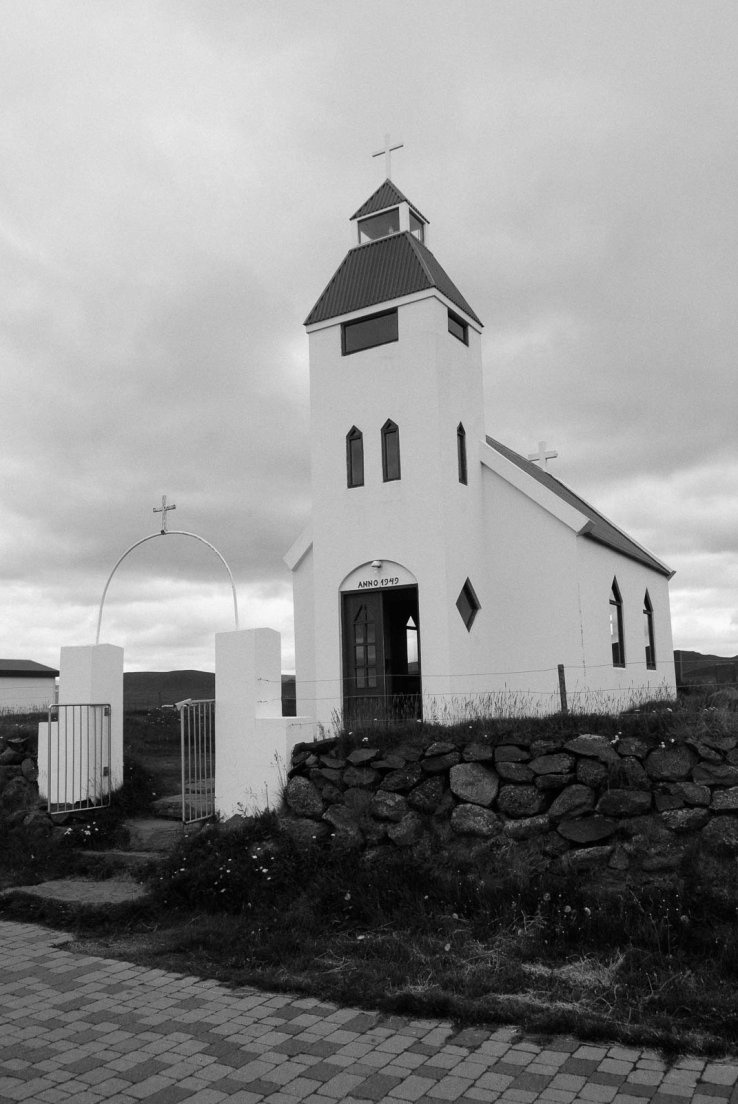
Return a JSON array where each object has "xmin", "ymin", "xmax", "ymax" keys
[
  {"xmin": 457, "ymin": 423, "xmax": 467, "ymax": 484},
  {"xmin": 346, "ymin": 426, "xmax": 364, "ymax": 488},
  {"xmin": 381, "ymin": 419, "xmax": 401, "ymax": 482},
  {"xmin": 643, "ymin": 591, "xmax": 656, "ymax": 669},
  {"xmin": 609, "ymin": 579, "xmax": 625, "ymax": 667}
]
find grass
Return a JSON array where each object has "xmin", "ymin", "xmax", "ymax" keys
[
  {"xmin": 63, "ymin": 815, "xmax": 738, "ymax": 1057},
  {"xmin": 3, "ymin": 698, "xmax": 738, "ymax": 1057}
]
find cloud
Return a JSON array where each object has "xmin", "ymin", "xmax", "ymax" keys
[{"xmin": 2, "ymin": 0, "xmax": 737, "ymax": 674}]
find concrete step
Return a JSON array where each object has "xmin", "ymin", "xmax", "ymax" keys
[
  {"xmin": 73, "ymin": 849, "xmax": 168, "ymax": 876},
  {"xmin": 122, "ymin": 817, "xmax": 186, "ymax": 851},
  {"xmin": 0, "ymin": 875, "xmax": 150, "ymax": 910},
  {"xmin": 150, "ymin": 793, "xmax": 214, "ymax": 820}
]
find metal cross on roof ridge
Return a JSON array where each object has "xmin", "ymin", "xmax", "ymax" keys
[
  {"xmin": 153, "ymin": 494, "xmax": 176, "ymax": 533},
  {"xmin": 372, "ymin": 132, "xmax": 404, "ymax": 180},
  {"xmin": 527, "ymin": 441, "xmax": 559, "ymax": 469}
]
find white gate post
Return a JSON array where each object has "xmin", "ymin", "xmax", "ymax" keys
[
  {"xmin": 215, "ymin": 628, "xmax": 310, "ymax": 818},
  {"xmin": 38, "ymin": 644, "xmax": 124, "ymax": 802}
]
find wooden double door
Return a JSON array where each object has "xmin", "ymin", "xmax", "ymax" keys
[{"xmin": 342, "ymin": 586, "xmax": 421, "ymax": 723}]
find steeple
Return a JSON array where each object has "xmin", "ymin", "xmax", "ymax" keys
[{"xmin": 304, "ymin": 184, "xmax": 482, "ymax": 328}]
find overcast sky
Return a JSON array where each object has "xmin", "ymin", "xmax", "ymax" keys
[{"xmin": 2, "ymin": 0, "xmax": 736, "ymax": 675}]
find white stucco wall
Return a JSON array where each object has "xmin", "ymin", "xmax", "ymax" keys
[
  {"xmin": 0, "ymin": 677, "xmax": 57, "ymax": 711},
  {"xmin": 298, "ymin": 291, "xmax": 488, "ymax": 726},
  {"xmin": 575, "ymin": 538, "xmax": 676, "ymax": 708},
  {"xmin": 290, "ymin": 257, "xmax": 677, "ymax": 726}
]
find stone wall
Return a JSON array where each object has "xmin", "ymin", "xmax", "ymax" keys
[
  {"xmin": 0, "ymin": 734, "xmax": 53, "ymax": 835},
  {"xmin": 283, "ymin": 728, "xmax": 738, "ymax": 883}
]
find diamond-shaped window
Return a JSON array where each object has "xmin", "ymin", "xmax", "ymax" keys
[{"xmin": 456, "ymin": 579, "xmax": 480, "ymax": 631}]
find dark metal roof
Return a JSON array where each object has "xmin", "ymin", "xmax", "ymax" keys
[
  {"xmin": 351, "ymin": 180, "xmax": 428, "ymax": 223},
  {"xmin": 0, "ymin": 659, "xmax": 59, "ymax": 678},
  {"xmin": 485, "ymin": 436, "xmax": 673, "ymax": 577},
  {"xmin": 305, "ymin": 231, "xmax": 482, "ymax": 327}
]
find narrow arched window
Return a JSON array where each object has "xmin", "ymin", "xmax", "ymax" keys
[
  {"xmin": 457, "ymin": 423, "xmax": 467, "ymax": 484},
  {"xmin": 346, "ymin": 427, "xmax": 364, "ymax": 488},
  {"xmin": 381, "ymin": 420, "xmax": 401, "ymax": 482},
  {"xmin": 609, "ymin": 579, "xmax": 625, "ymax": 667},
  {"xmin": 643, "ymin": 591, "xmax": 656, "ymax": 669}
]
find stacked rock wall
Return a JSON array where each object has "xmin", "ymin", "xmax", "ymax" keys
[
  {"xmin": 283, "ymin": 728, "xmax": 738, "ymax": 882},
  {"xmin": 0, "ymin": 734, "xmax": 52, "ymax": 835}
]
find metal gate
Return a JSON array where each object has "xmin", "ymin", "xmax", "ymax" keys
[
  {"xmin": 46, "ymin": 703, "xmax": 112, "ymax": 813},
  {"xmin": 178, "ymin": 698, "xmax": 215, "ymax": 823}
]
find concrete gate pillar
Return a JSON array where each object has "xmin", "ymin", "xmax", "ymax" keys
[
  {"xmin": 38, "ymin": 643, "xmax": 124, "ymax": 803},
  {"xmin": 215, "ymin": 628, "xmax": 311, "ymax": 817}
]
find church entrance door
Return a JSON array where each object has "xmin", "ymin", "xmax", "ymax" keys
[{"xmin": 341, "ymin": 585, "xmax": 421, "ymax": 724}]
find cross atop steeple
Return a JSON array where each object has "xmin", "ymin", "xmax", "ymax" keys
[
  {"xmin": 372, "ymin": 133, "xmax": 404, "ymax": 180},
  {"xmin": 527, "ymin": 441, "xmax": 559, "ymax": 470}
]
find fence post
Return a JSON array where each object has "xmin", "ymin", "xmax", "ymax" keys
[{"xmin": 558, "ymin": 664, "xmax": 568, "ymax": 714}]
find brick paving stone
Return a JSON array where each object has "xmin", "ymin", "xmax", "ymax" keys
[
  {"xmin": 279, "ymin": 1076, "xmax": 324, "ymax": 1099},
  {"xmin": 475, "ymin": 1071, "xmax": 515, "ymax": 1092},
  {"xmin": 315, "ymin": 1071, "xmax": 366, "ymax": 1098},
  {"xmin": 387, "ymin": 1074, "xmax": 439, "ymax": 1101},
  {"xmin": 578, "ymin": 1083, "xmax": 620, "ymax": 1102},
  {"xmin": 552, "ymin": 1075, "xmax": 589, "ymax": 1092},
  {"xmin": 513, "ymin": 1072, "xmax": 558, "ymax": 1092},
  {"xmin": 535, "ymin": 1090, "xmax": 577, "ymax": 1104},
  {"xmin": 601, "ymin": 1061, "xmax": 639, "ymax": 1076},
  {"xmin": 496, "ymin": 1090, "xmax": 539, "ymax": 1103},
  {"xmin": 426, "ymin": 1075, "xmax": 475, "ymax": 1100},
  {"xmin": 351, "ymin": 1071, "xmax": 406, "ymax": 1099},
  {"xmin": 703, "ymin": 1069, "xmax": 738, "ymax": 1087},
  {"xmin": 139, "ymin": 1088, "xmax": 192, "ymax": 1104},
  {"xmin": 3, "ymin": 920, "xmax": 738, "ymax": 1104},
  {"xmin": 590, "ymin": 1073, "xmax": 629, "ymax": 1088},
  {"xmin": 629, "ymin": 1070, "xmax": 667, "ymax": 1086},
  {"xmin": 564, "ymin": 1060, "xmax": 603, "ymax": 1076},
  {"xmin": 612, "ymin": 1095, "xmax": 658, "ymax": 1104}
]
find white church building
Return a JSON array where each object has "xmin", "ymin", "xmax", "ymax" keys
[{"xmin": 285, "ymin": 176, "xmax": 676, "ymax": 726}]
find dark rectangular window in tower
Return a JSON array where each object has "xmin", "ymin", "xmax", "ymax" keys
[
  {"xmin": 342, "ymin": 309, "xmax": 398, "ymax": 355},
  {"xmin": 448, "ymin": 309, "xmax": 468, "ymax": 344}
]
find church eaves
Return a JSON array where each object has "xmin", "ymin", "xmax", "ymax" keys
[
  {"xmin": 485, "ymin": 436, "xmax": 673, "ymax": 578},
  {"xmin": 304, "ymin": 231, "xmax": 483, "ymax": 327}
]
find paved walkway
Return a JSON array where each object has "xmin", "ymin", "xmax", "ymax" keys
[{"xmin": 1, "ymin": 920, "xmax": 737, "ymax": 1104}]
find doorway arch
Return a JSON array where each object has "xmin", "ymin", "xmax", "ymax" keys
[{"xmin": 339, "ymin": 560, "xmax": 421, "ymax": 723}]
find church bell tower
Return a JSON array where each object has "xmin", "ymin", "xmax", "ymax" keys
[{"xmin": 287, "ymin": 162, "xmax": 487, "ymax": 726}]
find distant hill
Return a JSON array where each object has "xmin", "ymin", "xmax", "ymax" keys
[
  {"xmin": 124, "ymin": 670, "xmax": 297, "ymax": 715},
  {"xmin": 674, "ymin": 650, "xmax": 738, "ymax": 689},
  {"xmin": 124, "ymin": 670, "xmax": 214, "ymax": 710}
]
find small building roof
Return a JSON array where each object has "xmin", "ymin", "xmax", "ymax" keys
[
  {"xmin": 305, "ymin": 231, "xmax": 482, "ymax": 327},
  {"xmin": 0, "ymin": 659, "xmax": 60, "ymax": 678},
  {"xmin": 351, "ymin": 180, "xmax": 428, "ymax": 223},
  {"xmin": 485, "ymin": 436, "xmax": 673, "ymax": 578}
]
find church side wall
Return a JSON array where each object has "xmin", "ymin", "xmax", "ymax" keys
[
  {"xmin": 465, "ymin": 465, "xmax": 585, "ymax": 711},
  {"xmin": 576, "ymin": 539, "xmax": 676, "ymax": 707},
  {"xmin": 292, "ymin": 546, "xmax": 318, "ymax": 722}
]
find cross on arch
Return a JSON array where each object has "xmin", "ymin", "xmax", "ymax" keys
[
  {"xmin": 372, "ymin": 133, "xmax": 404, "ymax": 180},
  {"xmin": 527, "ymin": 441, "xmax": 558, "ymax": 470},
  {"xmin": 153, "ymin": 494, "xmax": 176, "ymax": 533}
]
